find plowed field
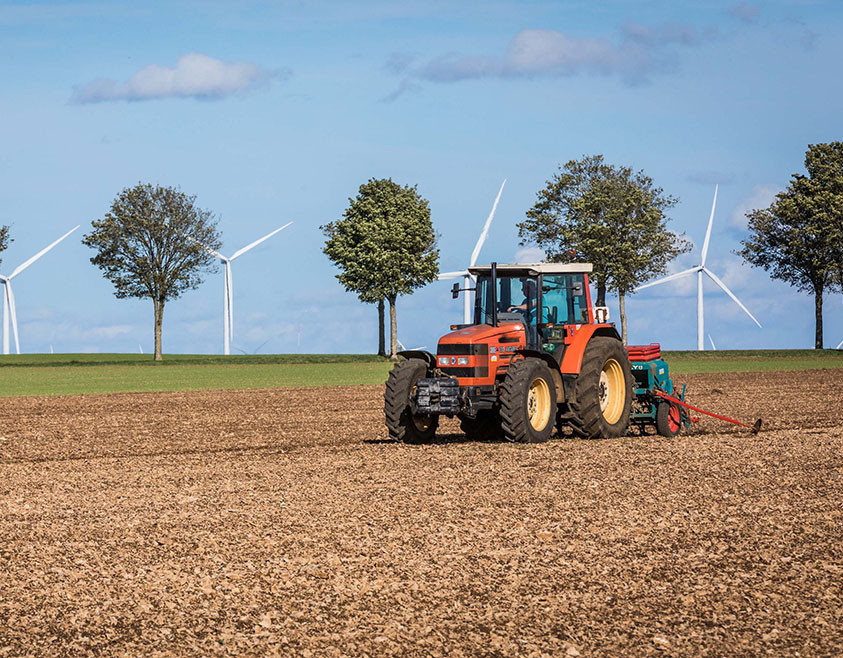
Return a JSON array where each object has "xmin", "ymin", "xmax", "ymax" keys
[{"xmin": 1, "ymin": 370, "xmax": 841, "ymax": 656}]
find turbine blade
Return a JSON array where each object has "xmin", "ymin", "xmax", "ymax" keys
[
  {"xmin": 469, "ymin": 179, "xmax": 506, "ymax": 267},
  {"xmin": 6, "ymin": 282, "xmax": 20, "ymax": 354},
  {"xmin": 708, "ymin": 334, "xmax": 716, "ymax": 350},
  {"xmin": 635, "ymin": 267, "xmax": 700, "ymax": 291},
  {"xmin": 186, "ymin": 234, "xmax": 227, "ymax": 260},
  {"xmin": 703, "ymin": 268, "xmax": 762, "ymax": 328},
  {"xmin": 230, "ymin": 222, "xmax": 292, "ymax": 261},
  {"xmin": 700, "ymin": 185, "xmax": 717, "ymax": 267},
  {"xmin": 438, "ymin": 270, "xmax": 470, "ymax": 280},
  {"xmin": 10, "ymin": 225, "xmax": 79, "ymax": 278}
]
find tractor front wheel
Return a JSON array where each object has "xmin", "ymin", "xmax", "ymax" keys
[
  {"xmin": 384, "ymin": 359, "xmax": 438, "ymax": 443},
  {"xmin": 573, "ymin": 337, "xmax": 632, "ymax": 439},
  {"xmin": 499, "ymin": 357, "xmax": 557, "ymax": 443}
]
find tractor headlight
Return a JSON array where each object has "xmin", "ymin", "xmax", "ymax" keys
[
  {"xmin": 457, "ymin": 357, "xmax": 470, "ymax": 366},
  {"xmin": 438, "ymin": 356, "xmax": 450, "ymax": 366}
]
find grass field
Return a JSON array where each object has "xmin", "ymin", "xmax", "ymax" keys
[{"xmin": 0, "ymin": 349, "xmax": 841, "ymax": 397}]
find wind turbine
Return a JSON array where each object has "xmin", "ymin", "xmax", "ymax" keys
[
  {"xmin": 0, "ymin": 225, "xmax": 79, "ymax": 355},
  {"xmin": 438, "ymin": 180, "xmax": 506, "ymax": 324},
  {"xmin": 636, "ymin": 185, "xmax": 761, "ymax": 350},
  {"xmin": 198, "ymin": 222, "xmax": 292, "ymax": 355}
]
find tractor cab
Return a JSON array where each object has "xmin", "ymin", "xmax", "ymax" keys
[{"xmin": 468, "ymin": 263, "xmax": 595, "ymax": 353}]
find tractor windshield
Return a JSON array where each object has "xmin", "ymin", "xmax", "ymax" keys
[
  {"xmin": 475, "ymin": 273, "xmax": 590, "ymax": 326},
  {"xmin": 475, "ymin": 275, "xmax": 539, "ymax": 326}
]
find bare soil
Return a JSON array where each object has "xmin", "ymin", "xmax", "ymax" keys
[{"xmin": 1, "ymin": 370, "xmax": 841, "ymax": 656}]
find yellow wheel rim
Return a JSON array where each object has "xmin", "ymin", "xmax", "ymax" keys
[
  {"xmin": 527, "ymin": 376, "xmax": 551, "ymax": 431},
  {"xmin": 599, "ymin": 358, "xmax": 625, "ymax": 424}
]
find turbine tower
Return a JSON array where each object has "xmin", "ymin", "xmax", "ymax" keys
[
  {"xmin": 438, "ymin": 179, "xmax": 506, "ymax": 323},
  {"xmin": 199, "ymin": 223, "xmax": 292, "ymax": 355},
  {"xmin": 636, "ymin": 186, "xmax": 761, "ymax": 350},
  {"xmin": 1, "ymin": 226, "xmax": 79, "ymax": 355}
]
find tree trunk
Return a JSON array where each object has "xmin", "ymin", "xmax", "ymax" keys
[
  {"xmin": 814, "ymin": 284, "xmax": 824, "ymax": 349},
  {"xmin": 153, "ymin": 297, "xmax": 164, "ymax": 361},
  {"xmin": 596, "ymin": 279, "xmax": 606, "ymax": 307},
  {"xmin": 377, "ymin": 299, "xmax": 386, "ymax": 357},
  {"xmin": 618, "ymin": 291, "xmax": 627, "ymax": 345},
  {"xmin": 388, "ymin": 295, "xmax": 398, "ymax": 360}
]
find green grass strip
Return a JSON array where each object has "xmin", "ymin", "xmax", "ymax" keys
[{"xmin": 0, "ymin": 350, "xmax": 840, "ymax": 397}]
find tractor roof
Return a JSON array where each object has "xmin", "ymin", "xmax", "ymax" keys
[{"xmin": 468, "ymin": 263, "xmax": 593, "ymax": 276}]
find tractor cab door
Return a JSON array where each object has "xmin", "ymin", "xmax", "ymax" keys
[{"xmin": 539, "ymin": 273, "xmax": 590, "ymax": 357}]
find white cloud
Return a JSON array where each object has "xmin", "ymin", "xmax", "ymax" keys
[
  {"xmin": 414, "ymin": 29, "xmax": 653, "ymax": 84},
  {"xmin": 71, "ymin": 53, "xmax": 281, "ymax": 104},
  {"xmin": 385, "ymin": 21, "xmax": 712, "ymax": 97},
  {"xmin": 729, "ymin": 184, "xmax": 781, "ymax": 229},
  {"xmin": 513, "ymin": 246, "xmax": 546, "ymax": 263}
]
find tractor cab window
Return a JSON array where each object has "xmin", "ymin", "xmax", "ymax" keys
[
  {"xmin": 475, "ymin": 275, "xmax": 538, "ymax": 327},
  {"xmin": 541, "ymin": 274, "xmax": 589, "ymax": 325}
]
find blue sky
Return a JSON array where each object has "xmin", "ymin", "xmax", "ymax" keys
[{"xmin": 1, "ymin": 0, "xmax": 841, "ymax": 354}]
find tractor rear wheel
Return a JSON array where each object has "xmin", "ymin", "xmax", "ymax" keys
[
  {"xmin": 460, "ymin": 411, "xmax": 504, "ymax": 441},
  {"xmin": 499, "ymin": 357, "xmax": 557, "ymax": 443},
  {"xmin": 384, "ymin": 358, "xmax": 438, "ymax": 443},
  {"xmin": 656, "ymin": 401, "xmax": 682, "ymax": 437},
  {"xmin": 572, "ymin": 337, "xmax": 632, "ymax": 439}
]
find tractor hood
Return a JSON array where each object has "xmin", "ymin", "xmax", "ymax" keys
[{"xmin": 438, "ymin": 322, "xmax": 525, "ymax": 347}]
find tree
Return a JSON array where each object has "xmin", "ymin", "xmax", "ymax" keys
[
  {"xmin": 0, "ymin": 225, "xmax": 11, "ymax": 267},
  {"xmin": 739, "ymin": 143, "xmax": 843, "ymax": 349},
  {"xmin": 83, "ymin": 183, "xmax": 221, "ymax": 360},
  {"xmin": 518, "ymin": 155, "xmax": 690, "ymax": 342},
  {"xmin": 322, "ymin": 178, "xmax": 439, "ymax": 359}
]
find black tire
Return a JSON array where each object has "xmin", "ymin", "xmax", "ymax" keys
[
  {"xmin": 384, "ymin": 359, "xmax": 439, "ymax": 443},
  {"xmin": 499, "ymin": 358, "xmax": 557, "ymax": 443},
  {"xmin": 571, "ymin": 337, "xmax": 632, "ymax": 439},
  {"xmin": 656, "ymin": 401, "xmax": 682, "ymax": 437},
  {"xmin": 459, "ymin": 411, "xmax": 503, "ymax": 441}
]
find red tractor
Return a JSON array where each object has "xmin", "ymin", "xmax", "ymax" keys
[{"xmin": 385, "ymin": 262, "xmax": 634, "ymax": 443}]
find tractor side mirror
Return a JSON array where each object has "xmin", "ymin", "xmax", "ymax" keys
[
  {"xmin": 572, "ymin": 281, "xmax": 584, "ymax": 296},
  {"xmin": 451, "ymin": 282, "xmax": 460, "ymax": 299}
]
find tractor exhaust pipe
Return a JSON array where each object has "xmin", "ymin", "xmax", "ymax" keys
[{"xmin": 490, "ymin": 261, "xmax": 498, "ymax": 327}]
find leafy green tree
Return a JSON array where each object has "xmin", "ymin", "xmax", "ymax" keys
[
  {"xmin": 739, "ymin": 142, "xmax": 843, "ymax": 349},
  {"xmin": 0, "ymin": 225, "xmax": 11, "ymax": 267},
  {"xmin": 518, "ymin": 155, "xmax": 690, "ymax": 342},
  {"xmin": 322, "ymin": 178, "xmax": 439, "ymax": 358},
  {"xmin": 83, "ymin": 183, "xmax": 221, "ymax": 360}
]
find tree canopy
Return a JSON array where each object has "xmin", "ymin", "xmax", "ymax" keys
[
  {"xmin": 322, "ymin": 178, "xmax": 439, "ymax": 357},
  {"xmin": 739, "ymin": 142, "xmax": 843, "ymax": 348},
  {"xmin": 83, "ymin": 183, "xmax": 221, "ymax": 360},
  {"xmin": 518, "ymin": 155, "xmax": 689, "ymax": 341},
  {"xmin": 0, "ymin": 225, "xmax": 10, "ymax": 268}
]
